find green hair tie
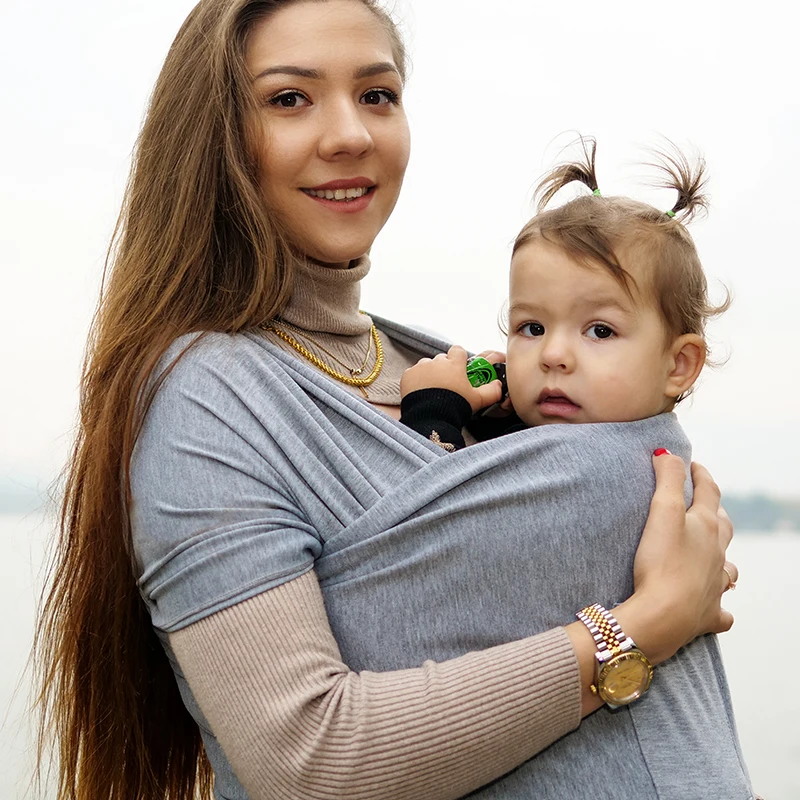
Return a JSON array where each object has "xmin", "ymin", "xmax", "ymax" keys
[
  {"xmin": 665, "ymin": 209, "xmax": 676, "ymax": 218},
  {"xmin": 592, "ymin": 188, "xmax": 602, "ymax": 196}
]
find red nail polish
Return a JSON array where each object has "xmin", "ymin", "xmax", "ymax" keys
[{"xmin": 653, "ymin": 448, "xmax": 672, "ymax": 457}]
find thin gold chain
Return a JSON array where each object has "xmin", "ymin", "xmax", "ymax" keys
[
  {"xmin": 264, "ymin": 322, "xmax": 384, "ymax": 391},
  {"xmin": 271, "ymin": 318, "xmax": 373, "ymax": 376}
]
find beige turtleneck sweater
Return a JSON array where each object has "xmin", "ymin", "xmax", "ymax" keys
[
  {"xmin": 168, "ymin": 256, "xmax": 583, "ymax": 800},
  {"xmin": 266, "ymin": 255, "xmax": 419, "ymax": 406}
]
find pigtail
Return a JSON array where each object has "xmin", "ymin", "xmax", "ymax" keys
[
  {"xmin": 647, "ymin": 143, "xmax": 710, "ymax": 223},
  {"xmin": 535, "ymin": 136, "xmax": 600, "ymax": 212}
]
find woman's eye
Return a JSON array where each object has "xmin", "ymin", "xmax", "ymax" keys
[
  {"xmin": 520, "ymin": 322, "xmax": 545, "ymax": 337},
  {"xmin": 586, "ymin": 324, "xmax": 615, "ymax": 340},
  {"xmin": 268, "ymin": 91, "xmax": 310, "ymax": 109},
  {"xmin": 361, "ymin": 88, "xmax": 400, "ymax": 106}
]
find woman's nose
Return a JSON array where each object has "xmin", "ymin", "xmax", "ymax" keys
[{"xmin": 318, "ymin": 99, "xmax": 374, "ymax": 160}]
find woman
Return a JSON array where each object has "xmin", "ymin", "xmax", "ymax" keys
[{"xmin": 35, "ymin": 1, "xmax": 746, "ymax": 799}]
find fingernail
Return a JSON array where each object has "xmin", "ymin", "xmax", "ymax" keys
[{"xmin": 653, "ymin": 448, "xmax": 672, "ymax": 457}]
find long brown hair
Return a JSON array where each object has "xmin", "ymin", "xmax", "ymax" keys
[{"xmin": 33, "ymin": 1, "xmax": 406, "ymax": 798}]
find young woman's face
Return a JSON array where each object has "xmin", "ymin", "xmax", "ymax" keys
[{"xmin": 247, "ymin": 0, "xmax": 410, "ymax": 268}]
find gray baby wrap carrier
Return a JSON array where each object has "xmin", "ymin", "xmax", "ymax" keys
[{"xmin": 132, "ymin": 320, "xmax": 753, "ymax": 800}]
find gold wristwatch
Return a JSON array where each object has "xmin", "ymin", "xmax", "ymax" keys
[{"xmin": 576, "ymin": 603, "xmax": 653, "ymax": 709}]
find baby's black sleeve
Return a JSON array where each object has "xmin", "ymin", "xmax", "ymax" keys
[{"xmin": 399, "ymin": 388, "xmax": 473, "ymax": 452}]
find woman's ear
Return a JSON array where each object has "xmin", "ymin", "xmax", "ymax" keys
[{"xmin": 664, "ymin": 334, "xmax": 706, "ymax": 399}]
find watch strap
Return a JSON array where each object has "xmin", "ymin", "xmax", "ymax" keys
[{"xmin": 575, "ymin": 603, "xmax": 635, "ymax": 664}]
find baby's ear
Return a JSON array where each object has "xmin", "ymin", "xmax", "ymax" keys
[{"xmin": 664, "ymin": 334, "xmax": 706, "ymax": 400}]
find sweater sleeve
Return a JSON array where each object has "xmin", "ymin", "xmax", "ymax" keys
[
  {"xmin": 169, "ymin": 570, "xmax": 582, "ymax": 800},
  {"xmin": 400, "ymin": 388, "xmax": 473, "ymax": 452}
]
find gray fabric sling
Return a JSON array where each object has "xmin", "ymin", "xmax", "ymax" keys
[{"xmin": 131, "ymin": 318, "xmax": 752, "ymax": 799}]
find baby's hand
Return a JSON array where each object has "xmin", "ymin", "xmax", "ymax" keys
[{"xmin": 400, "ymin": 345, "xmax": 504, "ymax": 413}]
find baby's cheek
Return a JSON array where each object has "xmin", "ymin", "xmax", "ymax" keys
[
  {"xmin": 594, "ymin": 373, "xmax": 645, "ymax": 421},
  {"xmin": 619, "ymin": 372, "xmax": 665, "ymax": 420},
  {"xmin": 515, "ymin": 403, "xmax": 541, "ymax": 428},
  {"xmin": 504, "ymin": 383, "xmax": 534, "ymax": 428}
]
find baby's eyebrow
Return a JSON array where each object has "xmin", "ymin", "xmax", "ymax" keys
[
  {"xmin": 507, "ymin": 300, "xmax": 542, "ymax": 316},
  {"xmin": 584, "ymin": 297, "xmax": 635, "ymax": 316},
  {"xmin": 508, "ymin": 297, "xmax": 635, "ymax": 317}
]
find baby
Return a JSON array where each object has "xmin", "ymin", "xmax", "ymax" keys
[{"xmin": 399, "ymin": 139, "xmax": 728, "ymax": 450}]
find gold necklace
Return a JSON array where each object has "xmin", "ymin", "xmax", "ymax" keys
[
  {"xmin": 273, "ymin": 318, "xmax": 374, "ymax": 376},
  {"xmin": 264, "ymin": 318, "xmax": 384, "ymax": 398}
]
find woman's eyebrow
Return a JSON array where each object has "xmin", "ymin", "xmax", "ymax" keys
[
  {"xmin": 253, "ymin": 62, "xmax": 399, "ymax": 82},
  {"xmin": 254, "ymin": 65, "xmax": 320, "ymax": 81},
  {"xmin": 354, "ymin": 62, "xmax": 400, "ymax": 79}
]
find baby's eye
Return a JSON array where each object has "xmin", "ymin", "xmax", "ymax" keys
[
  {"xmin": 585, "ymin": 323, "xmax": 615, "ymax": 340},
  {"xmin": 519, "ymin": 322, "xmax": 545, "ymax": 337},
  {"xmin": 268, "ymin": 90, "xmax": 311, "ymax": 109},
  {"xmin": 361, "ymin": 88, "xmax": 400, "ymax": 106}
]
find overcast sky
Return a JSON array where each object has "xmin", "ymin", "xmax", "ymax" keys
[{"xmin": 1, "ymin": 0, "xmax": 798, "ymax": 497}]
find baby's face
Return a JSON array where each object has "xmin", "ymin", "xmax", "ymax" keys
[{"xmin": 506, "ymin": 239, "xmax": 677, "ymax": 427}]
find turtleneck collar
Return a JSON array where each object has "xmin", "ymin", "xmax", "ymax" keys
[{"xmin": 277, "ymin": 254, "xmax": 373, "ymax": 336}]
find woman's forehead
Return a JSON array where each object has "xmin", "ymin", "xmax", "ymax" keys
[{"xmin": 246, "ymin": 1, "xmax": 396, "ymax": 77}]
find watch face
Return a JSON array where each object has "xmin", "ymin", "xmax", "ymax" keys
[{"xmin": 598, "ymin": 651, "xmax": 653, "ymax": 706}]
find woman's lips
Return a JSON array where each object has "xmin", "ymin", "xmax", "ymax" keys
[
  {"xmin": 300, "ymin": 183, "xmax": 376, "ymax": 213},
  {"xmin": 305, "ymin": 177, "xmax": 374, "ymax": 191}
]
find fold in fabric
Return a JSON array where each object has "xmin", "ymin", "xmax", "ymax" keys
[{"xmin": 132, "ymin": 321, "xmax": 752, "ymax": 799}]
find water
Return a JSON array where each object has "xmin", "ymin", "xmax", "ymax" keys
[
  {"xmin": 1, "ymin": 513, "xmax": 797, "ymax": 798},
  {"xmin": 1, "ymin": 512, "xmax": 50, "ymax": 799},
  {"xmin": 716, "ymin": 532, "xmax": 800, "ymax": 800}
]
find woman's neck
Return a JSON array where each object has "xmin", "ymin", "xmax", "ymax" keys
[
  {"xmin": 278, "ymin": 255, "xmax": 372, "ymax": 336},
  {"xmin": 267, "ymin": 252, "xmax": 420, "ymax": 407}
]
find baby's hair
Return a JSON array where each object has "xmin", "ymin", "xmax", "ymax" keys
[
  {"xmin": 514, "ymin": 137, "xmax": 730, "ymax": 392},
  {"xmin": 647, "ymin": 143, "xmax": 710, "ymax": 221},
  {"xmin": 535, "ymin": 136, "xmax": 601, "ymax": 209}
]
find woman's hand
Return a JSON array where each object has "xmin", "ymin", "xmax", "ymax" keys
[
  {"xmin": 618, "ymin": 452, "xmax": 735, "ymax": 665},
  {"xmin": 400, "ymin": 345, "xmax": 503, "ymax": 413}
]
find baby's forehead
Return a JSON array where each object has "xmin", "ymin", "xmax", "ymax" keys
[
  {"xmin": 510, "ymin": 237, "xmax": 655, "ymax": 306},
  {"xmin": 508, "ymin": 283, "xmax": 635, "ymax": 321}
]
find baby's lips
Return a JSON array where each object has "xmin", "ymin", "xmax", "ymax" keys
[{"xmin": 536, "ymin": 388, "xmax": 578, "ymax": 406}]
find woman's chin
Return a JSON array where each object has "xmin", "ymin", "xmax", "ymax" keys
[
  {"xmin": 304, "ymin": 255, "xmax": 362, "ymax": 270},
  {"xmin": 287, "ymin": 221, "xmax": 386, "ymax": 269},
  {"xmin": 302, "ymin": 244, "xmax": 371, "ymax": 269}
]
